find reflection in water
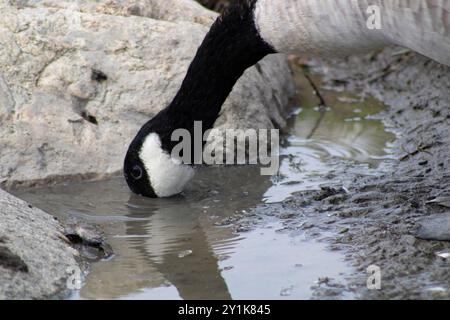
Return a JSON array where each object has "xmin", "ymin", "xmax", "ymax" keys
[
  {"xmin": 216, "ymin": 223, "xmax": 354, "ymax": 299},
  {"xmin": 11, "ymin": 69, "xmax": 396, "ymax": 300},
  {"xmin": 13, "ymin": 166, "xmax": 273, "ymax": 299},
  {"xmin": 264, "ymin": 71, "xmax": 396, "ymax": 203}
]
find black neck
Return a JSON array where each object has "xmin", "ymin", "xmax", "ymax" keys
[{"xmin": 147, "ymin": 0, "xmax": 275, "ymax": 152}]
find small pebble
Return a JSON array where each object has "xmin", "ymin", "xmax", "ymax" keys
[
  {"xmin": 280, "ymin": 286, "xmax": 294, "ymax": 297},
  {"xmin": 178, "ymin": 250, "xmax": 193, "ymax": 258},
  {"xmin": 435, "ymin": 251, "xmax": 450, "ymax": 260}
]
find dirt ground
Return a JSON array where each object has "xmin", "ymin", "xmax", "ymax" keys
[{"xmin": 229, "ymin": 48, "xmax": 450, "ymax": 299}]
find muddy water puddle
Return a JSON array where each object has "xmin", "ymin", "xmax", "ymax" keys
[{"xmin": 11, "ymin": 69, "xmax": 396, "ymax": 300}]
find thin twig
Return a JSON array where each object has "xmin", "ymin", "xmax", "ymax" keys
[
  {"xmin": 399, "ymin": 143, "xmax": 434, "ymax": 161},
  {"xmin": 304, "ymin": 74, "xmax": 328, "ymax": 109}
]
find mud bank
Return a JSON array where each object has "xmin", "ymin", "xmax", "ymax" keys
[{"xmin": 233, "ymin": 49, "xmax": 450, "ymax": 299}]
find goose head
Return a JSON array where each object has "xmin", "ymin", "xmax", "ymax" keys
[
  {"xmin": 124, "ymin": 0, "xmax": 275, "ymax": 198},
  {"xmin": 124, "ymin": 110, "xmax": 195, "ymax": 198},
  {"xmin": 124, "ymin": 137, "xmax": 195, "ymax": 198}
]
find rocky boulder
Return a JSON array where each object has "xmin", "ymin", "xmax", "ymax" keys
[{"xmin": 0, "ymin": 188, "xmax": 79, "ymax": 299}]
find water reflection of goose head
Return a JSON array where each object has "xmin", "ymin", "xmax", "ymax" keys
[
  {"xmin": 124, "ymin": 196, "xmax": 231, "ymax": 299},
  {"xmin": 80, "ymin": 166, "xmax": 271, "ymax": 299},
  {"xmin": 122, "ymin": 166, "xmax": 271, "ymax": 299}
]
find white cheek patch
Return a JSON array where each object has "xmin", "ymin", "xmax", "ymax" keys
[{"xmin": 139, "ymin": 133, "xmax": 195, "ymax": 198}]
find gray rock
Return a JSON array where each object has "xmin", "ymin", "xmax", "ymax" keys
[
  {"xmin": 0, "ymin": 0, "xmax": 295, "ymax": 187},
  {"xmin": 415, "ymin": 214, "xmax": 450, "ymax": 241},
  {"xmin": 14, "ymin": 0, "xmax": 218, "ymax": 26},
  {"xmin": 0, "ymin": 188, "xmax": 79, "ymax": 299}
]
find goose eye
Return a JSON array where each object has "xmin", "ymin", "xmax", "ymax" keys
[{"xmin": 131, "ymin": 165, "xmax": 143, "ymax": 180}]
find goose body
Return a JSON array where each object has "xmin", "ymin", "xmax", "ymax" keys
[
  {"xmin": 124, "ymin": 0, "xmax": 450, "ymax": 198},
  {"xmin": 255, "ymin": 0, "xmax": 450, "ymax": 65}
]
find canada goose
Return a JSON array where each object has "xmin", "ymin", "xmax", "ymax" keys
[{"xmin": 124, "ymin": 0, "xmax": 450, "ymax": 198}]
